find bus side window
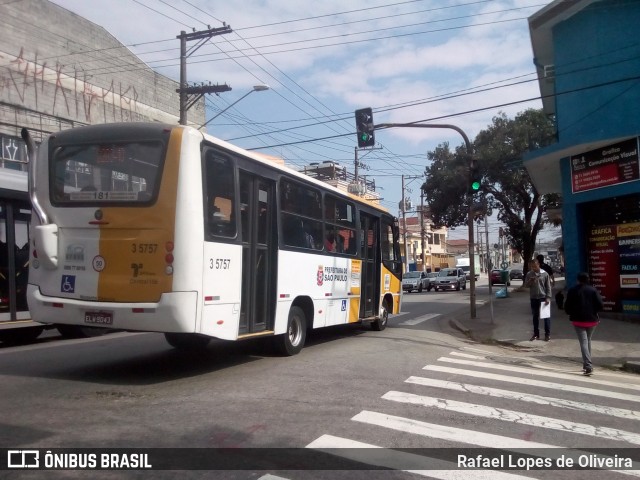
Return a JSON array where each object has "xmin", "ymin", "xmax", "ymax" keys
[{"xmin": 204, "ymin": 151, "xmax": 236, "ymax": 239}]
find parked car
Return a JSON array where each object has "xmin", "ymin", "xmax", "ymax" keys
[
  {"xmin": 426, "ymin": 271, "xmax": 438, "ymax": 287},
  {"xmin": 433, "ymin": 268, "xmax": 467, "ymax": 291},
  {"xmin": 490, "ymin": 269, "xmax": 511, "ymax": 286},
  {"xmin": 402, "ymin": 271, "xmax": 430, "ymax": 293},
  {"xmin": 509, "ymin": 268, "xmax": 523, "ymax": 280}
]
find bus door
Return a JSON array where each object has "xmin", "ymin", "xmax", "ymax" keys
[
  {"xmin": 359, "ymin": 213, "xmax": 379, "ymax": 318},
  {"xmin": 0, "ymin": 200, "xmax": 30, "ymax": 322},
  {"xmin": 238, "ymin": 171, "xmax": 277, "ymax": 335}
]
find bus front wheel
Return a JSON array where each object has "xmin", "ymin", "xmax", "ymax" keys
[
  {"xmin": 164, "ymin": 332, "xmax": 210, "ymax": 350},
  {"xmin": 371, "ymin": 300, "xmax": 389, "ymax": 331},
  {"xmin": 275, "ymin": 306, "xmax": 307, "ymax": 356}
]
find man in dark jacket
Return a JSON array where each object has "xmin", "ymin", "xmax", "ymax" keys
[{"xmin": 564, "ymin": 272, "xmax": 604, "ymax": 375}]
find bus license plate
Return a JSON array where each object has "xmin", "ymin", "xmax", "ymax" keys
[{"xmin": 84, "ymin": 311, "xmax": 113, "ymax": 325}]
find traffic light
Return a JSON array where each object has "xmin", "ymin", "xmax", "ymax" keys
[
  {"xmin": 469, "ymin": 159, "xmax": 481, "ymax": 193},
  {"xmin": 355, "ymin": 108, "xmax": 375, "ymax": 148}
]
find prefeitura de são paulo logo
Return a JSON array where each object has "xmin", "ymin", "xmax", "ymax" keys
[{"xmin": 317, "ymin": 265, "xmax": 324, "ymax": 286}]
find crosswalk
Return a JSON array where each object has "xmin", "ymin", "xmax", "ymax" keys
[{"xmin": 304, "ymin": 349, "xmax": 640, "ymax": 478}]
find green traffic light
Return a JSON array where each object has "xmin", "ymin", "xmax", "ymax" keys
[
  {"xmin": 360, "ymin": 133, "xmax": 370, "ymax": 141},
  {"xmin": 471, "ymin": 181, "xmax": 481, "ymax": 191}
]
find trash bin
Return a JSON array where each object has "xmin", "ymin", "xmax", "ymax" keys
[{"xmin": 500, "ymin": 270, "xmax": 510, "ymax": 284}]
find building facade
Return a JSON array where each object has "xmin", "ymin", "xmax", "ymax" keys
[
  {"xmin": 525, "ymin": 0, "xmax": 640, "ymax": 317},
  {"xmin": 1, "ymin": 0, "xmax": 204, "ymax": 169}
]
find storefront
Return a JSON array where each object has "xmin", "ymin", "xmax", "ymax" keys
[{"xmin": 583, "ymin": 194, "xmax": 640, "ymax": 314}]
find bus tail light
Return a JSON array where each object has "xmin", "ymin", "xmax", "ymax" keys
[{"xmin": 165, "ymin": 243, "xmax": 174, "ymax": 275}]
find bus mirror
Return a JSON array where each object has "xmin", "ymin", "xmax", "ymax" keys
[{"xmin": 34, "ymin": 224, "xmax": 59, "ymax": 269}]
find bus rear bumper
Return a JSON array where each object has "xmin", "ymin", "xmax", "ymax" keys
[{"xmin": 27, "ymin": 284, "xmax": 198, "ymax": 333}]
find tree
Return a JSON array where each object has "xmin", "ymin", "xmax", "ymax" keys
[{"xmin": 422, "ymin": 109, "xmax": 558, "ymax": 272}]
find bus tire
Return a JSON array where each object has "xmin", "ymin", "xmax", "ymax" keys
[
  {"xmin": 371, "ymin": 300, "xmax": 389, "ymax": 331},
  {"xmin": 164, "ymin": 332, "xmax": 210, "ymax": 350},
  {"xmin": 275, "ymin": 306, "xmax": 306, "ymax": 356}
]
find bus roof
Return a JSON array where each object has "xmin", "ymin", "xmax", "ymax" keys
[{"xmin": 44, "ymin": 122, "xmax": 392, "ymax": 216}]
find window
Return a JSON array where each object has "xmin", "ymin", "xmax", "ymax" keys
[
  {"xmin": 382, "ymin": 217, "xmax": 402, "ymax": 275},
  {"xmin": 204, "ymin": 150, "xmax": 236, "ymax": 238},
  {"xmin": 324, "ymin": 195, "xmax": 356, "ymax": 254},
  {"xmin": 51, "ymin": 141, "xmax": 163, "ymax": 205},
  {"xmin": 280, "ymin": 180, "xmax": 322, "ymax": 250}
]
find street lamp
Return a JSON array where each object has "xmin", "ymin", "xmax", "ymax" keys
[{"xmin": 199, "ymin": 84, "xmax": 270, "ymax": 129}]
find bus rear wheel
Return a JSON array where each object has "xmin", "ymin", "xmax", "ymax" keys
[
  {"xmin": 275, "ymin": 306, "xmax": 306, "ymax": 356},
  {"xmin": 371, "ymin": 300, "xmax": 389, "ymax": 331},
  {"xmin": 164, "ymin": 332, "xmax": 210, "ymax": 350}
]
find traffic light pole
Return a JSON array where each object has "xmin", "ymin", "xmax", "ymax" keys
[{"xmin": 376, "ymin": 122, "xmax": 477, "ymax": 319}]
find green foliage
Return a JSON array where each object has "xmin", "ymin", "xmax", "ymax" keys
[{"xmin": 423, "ymin": 109, "xmax": 557, "ymax": 266}]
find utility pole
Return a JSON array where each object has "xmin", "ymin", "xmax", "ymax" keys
[
  {"xmin": 177, "ymin": 25, "xmax": 233, "ymax": 125},
  {"xmin": 486, "ymin": 215, "xmax": 494, "ymax": 323},
  {"xmin": 420, "ymin": 190, "xmax": 426, "ymax": 271},
  {"xmin": 401, "ymin": 175, "xmax": 408, "ymax": 273}
]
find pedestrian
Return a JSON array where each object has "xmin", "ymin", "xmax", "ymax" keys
[
  {"xmin": 524, "ymin": 258, "xmax": 553, "ymax": 341},
  {"xmin": 564, "ymin": 272, "xmax": 604, "ymax": 376},
  {"xmin": 536, "ymin": 254, "xmax": 555, "ymax": 287}
]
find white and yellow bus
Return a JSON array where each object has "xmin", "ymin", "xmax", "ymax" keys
[{"xmin": 24, "ymin": 123, "xmax": 402, "ymax": 354}]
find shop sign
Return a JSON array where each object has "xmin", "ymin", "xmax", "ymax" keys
[
  {"xmin": 588, "ymin": 222, "xmax": 640, "ymax": 314},
  {"xmin": 571, "ymin": 138, "xmax": 640, "ymax": 193}
]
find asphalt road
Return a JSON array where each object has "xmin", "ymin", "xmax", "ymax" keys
[{"xmin": 2, "ymin": 283, "xmax": 639, "ymax": 480}]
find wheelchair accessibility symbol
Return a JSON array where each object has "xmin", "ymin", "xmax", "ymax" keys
[
  {"xmin": 341, "ymin": 300, "xmax": 347, "ymax": 311},
  {"xmin": 61, "ymin": 275, "xmax": 76, "ymax": 293}
]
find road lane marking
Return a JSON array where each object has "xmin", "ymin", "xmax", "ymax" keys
[
  {"xmin": 307, "ymin": 434, "xmax": 536, "ymax": 479},
  {"xmin": 382, "ymin": 390, "xmax": 640, "ymax": 445},
  {"xmin": 405, "ymin": 376, "xmax": 640, "ymax": 421},
  {"xmin": 352, "ymin": 410, "xmax": 552, "ymax": 449},
  {"xmin": 436, "ymin": 357, "xmax": 640, "ymax": 392},
  {"xmin": 424, "ymin": 365, "xmax": 640, "ymax": 402},
  {"xmin": 400, "ymin": 313, "xmax": 441, "ymax": 325},
  {"xmin": 351, "ymin": 411, "xmax": 640, "ymax": 477}
]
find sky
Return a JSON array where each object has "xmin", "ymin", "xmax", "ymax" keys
[{"xmin": 49, "ymin": 0, "xmax": 560, "ymax": 245}]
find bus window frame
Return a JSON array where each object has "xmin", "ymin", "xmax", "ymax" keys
[
  {"xmin": 48, "ymin": 134, "xmax": 168, "ymax": 209},
  {"xmin": 202, "ymin": 146, "xmax": 239, "ymax": 242}
]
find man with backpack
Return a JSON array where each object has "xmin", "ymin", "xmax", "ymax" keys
[{"xmin": 564, "ymin": 272, "xmax": 604, "ymax": 376}]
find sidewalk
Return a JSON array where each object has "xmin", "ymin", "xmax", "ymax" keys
[{"xmin": 450, "ymin": 278, "xmax": 640, "ymax": 374}]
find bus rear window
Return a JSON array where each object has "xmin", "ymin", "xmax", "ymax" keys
[{"xmin": 51, "ymin": 141, "xmax": 164, "ymax": 205}]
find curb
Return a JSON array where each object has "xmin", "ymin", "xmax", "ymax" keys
[{"xmin": 622, "ymin": 361, "xmax": 640, "ymax": 374}]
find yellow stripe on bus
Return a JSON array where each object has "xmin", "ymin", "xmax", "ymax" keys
[{"xmin": 96, "ymin": 128, "xmax": 182, "ymax": 303}]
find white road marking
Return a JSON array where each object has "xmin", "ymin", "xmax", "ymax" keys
[
  {"xmin": 406, "ymin": 376, "xmax": 640, "ymax": 421},
  {"xmin": 400, "ymin": 313, "xmax": 441, "ymax": 325},
  {"xmin": 351, "ymin": 411, "xmax": 640, "ymax": 477},
  {"xmin": 307, "ymin": 434, "xmax": 536, "ymax": 479},
  {"xmin": 424, "ymin": 365, "xmax": 640, "ymax": 403},
  {"xmin": 382, "ymin": 390, "xmax": 640, "ymax": 445},
  {"xmin": 435, "ymin": 357, "xmax": 640, "ymax": 392}
]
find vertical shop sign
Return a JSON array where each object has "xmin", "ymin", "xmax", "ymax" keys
[
  {"xmin": 617, "ymin": 222, "xmax": 640, "ymax": 314},
  {"xmin": 588, "ymin": 223, "xmax": 640, "ymax": 314},
  {"xmin": 588, "ymin": 226, "xmax": 620, "ymax": 312},
  {"xmin": 571, "ymin": 138, "xmax": 640, "ymax": 193}
]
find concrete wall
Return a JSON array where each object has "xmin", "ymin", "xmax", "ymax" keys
[{"xmin": 0, "ymin": 0, "xmax": 204, "ymax": 146}]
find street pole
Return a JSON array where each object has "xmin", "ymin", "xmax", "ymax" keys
[
  {"xmin": 486, "ymin": 214, "xmax": 494, "ymax": 324},
  {"xmin": 420, "ymin": 191, "xmax": 426, "ymax": 271},
  {"xmin": 377, "ymin": 122, "xmax": 476, "ymax": 318},
  {"xmin": 401, "ymin": 175, "xmax": 408, "ymax": 273}
]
